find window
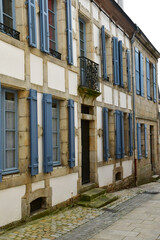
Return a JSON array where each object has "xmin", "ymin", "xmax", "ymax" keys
[
  {"xmin": 135, "ymin": 47, "xmax": 144, "ymax": 96},
  {"xmin": 115, "ymin": 110, "xmax": 124, "ymax": 159},
  {"xmin": 1, "ymin": 89, "xmax": 18, "ymax": 174},
  {"xmin": 146, "ymin": 58, "xmax": 157, "ymax": 102},
  {"xmin": 137, "ymin": 123, "xmax": 148, "ymax": 160},
  {"xmin": 0, "ymin": 0, "xmax": 15, "ymax": 29},
  {"xmin": 52, "ymin": 100, "xmax": 60, "ymax": 165},
  {"xmin": 79, "ymin": 18, "xmax": 86, "ymax": 57},
  {"xmin": 48, "ymin": 0, "xmax": 57, "ymax": 52},
  {"xmin": 112, "ymin": 37, "xmax": 124, "ymax": 87}
]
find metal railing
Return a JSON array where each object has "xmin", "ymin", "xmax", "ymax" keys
[
  {"xmin": 49, "ymin": 48, "xmax": 61, "ymax": 60},
  {"xmin": 80, "ymin": 56, "xmax": 99, "ymax": 92},
  {"xmin": 0, "ymin": 22, "xmax": 20, "ymax": 40}
]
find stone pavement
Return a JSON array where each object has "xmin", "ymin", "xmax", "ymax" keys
[{"xmin": 0, "ymin": 182, "xmax": 160, "ymax": 240}]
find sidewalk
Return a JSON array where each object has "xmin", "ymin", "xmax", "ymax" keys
[{"xmin": 0, "ymin": 182, "xmax": 160, "ymax": 240}]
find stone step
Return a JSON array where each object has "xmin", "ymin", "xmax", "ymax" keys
[
  {"xmin": 81, "ymin": 188, "xmax": 106, "ymax": 201},
  {"xmin": 152, "ymin": 175, "xmax": 159, "ymax": 182},
  {"xmin": 78, "ymin": 194, "xmax": 118, "ymax": 208},
  {"xmin": 80, "ymin": 183, "xmax": 97, "ymax": 194}
]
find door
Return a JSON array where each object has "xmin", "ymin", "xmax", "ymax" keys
[{"xmin": 81, "ymin": 120, "xmax": 90, "ymax": 184}]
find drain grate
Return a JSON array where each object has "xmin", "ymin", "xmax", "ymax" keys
[
  {"xmin": 143, "ymin": 191, "xmax": 160, "ymax": 195},
  {"xmin": 103, "ymin": 208, "xmax": 117, "ymax": 213}
]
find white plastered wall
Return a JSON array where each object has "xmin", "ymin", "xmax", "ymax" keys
[
  {"xmin": 114, "ymin": 89, "xmax": 119, "ymax": 106},
  {"xmin": 104, "ymin": 86, "xmax": 113, "ymax": 105},
  {"xmin": 96, "ymin": 83, "xmax": 102, "ymax": 102},
  {"xmin": 73, "ymin": 39, "xmax": 77, "ymax": 67},
  {"xmin": 79, "ymin": 0, "xmax": 90, "ymax": 12},
  {"xmin": 0, "ymin": 40, "xmax": 24, "ymax": 80},
  {"xmin": 50, "ymin": 173, "xmax": 78, "ymax": 206},
  {"xmin": 128, "ymin": 95, "xmax": 132, "ymax": 110},
  {"xmin": 37, "ymin": 93, "xmax": 43, "ymax": 173},
  {"xmin": 97, "ymin": 106, "xmax": 103, "ymax": 162},
  {"xmin": 92, "ymin": 3, "xmax": 99, "ymax": 21},
  {"xmin": 0, "ymin": 185, "xmax": 26, "ymax": 227},
  {"xmin": 48, "ymin": 62, "xmax": 65, "ymax": 92},
  {"xmin": 120, "ymin": 92, "xmax": 126, "ymax": 108},
  {"xmin": 68, "ymin": 71, "xmax": 77, "ymax": 96},
  {"xmin": 98, "ymin": 165, "xmax": 114, "ymax": 187},
  {"xmin": 100, "ymin": 12, "xmax": 110, "ymax": 31},
  {"xmin": 122, "ymin": 160, "xmax": 133, "ymax": 179},
  {"xmin": 30, "ymin": 54, "xmax": 43, "ymax": 86},
  {"xmin": 32, "ymin": 181, "xmax": 45, "ymax": 192}
]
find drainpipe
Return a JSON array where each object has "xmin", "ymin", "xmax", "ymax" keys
[{"xmin": 131, "ymin": 26, "xmax": 139, "ymax": 186}]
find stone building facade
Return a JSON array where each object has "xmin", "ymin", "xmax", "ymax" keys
[{"xmin": 0, "ymin": 0, "xmax": 159, "ymax": 227}]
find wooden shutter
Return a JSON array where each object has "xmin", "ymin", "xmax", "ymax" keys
[
  {"xmin": 153, "ymin": 64, "xmax": 157, "ymax": 102},
  {"xmin": 115, "ymin": 110, "xmax": 121, "ymax": 159},
  {"xmin": 127, "ymin": 49, "xmax": 131, "ymax": 91},
  {"xmin": 118, "ymin": 41, "xmax": 123, "ymax": 87},
  {"xmin": 139, "ymin": 52, "xmax": 144, "ymax": 96},
  {"xmin": 28, "ymin": 0, "xmax": 37, "ymax": 47},
  {"xmin": 29, "ymin": 89, "xmax": 38, "ymax": 175},
  {"xmin": 144, "ymin": 124, "xmax": 148, "ymax": 158},
  {"xmin": 137, "ymin": 123, "xmax": 141, "ymax": 160},
  {"xmin": 0, "ymin": 83, "xmax": 2, "ymax": 182},
  {"xmin": 101, "ymin": 26, "xmax": 107, "ymax": 80},
  {"xmin": 113, "ymin": 37, "xmax": 119, "ymax": 85},
  {"xmin": 146, "ymin": 58, "xmax": 150, "ymax": 100},
  {"xmin": 66, "ymin": 0, "xmax": 73, "ymax": 65},
  {"xmin": 135, "ymin": 47, "xmax": 140, "ymax": 95},
  {"xmin": 103, "ymin": 108, "xmax": 109, "ymax": 161},
  {"xmin": 40, "ymin": 0, "xmax": 49, "ymax": 53},
  {"xmin": 43, "ymin": 93, "xmax": 53, "ymax": 173},
  {"xmin": 68, "ymin": 99, "xmax": 75, "ymax": 168},
  {"xmin": 129, "ymin": 113, "xmax": 133, "ymax": 156}
]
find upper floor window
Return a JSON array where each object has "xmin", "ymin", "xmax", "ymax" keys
[
  {"xmin": 135, "ymin": 47, "xmax": 144, "ymax": 97},
  {"xmin": 146, "ymin": 58, "xmax": 157, "ymax": 102},
  {"xmin": 79, "ymin": 18, "xmax": 86, "ymax": 57},
  {"xmin": 48, "ymin": 0, "xmax": 57, "ymax": 52},
  {"xmin": 1, "ymin": 89, "xmax": 18, "ymax": 175},
  {"xmin": 0, "ymin": 0, "xmax": 15, "ymax": 29}
]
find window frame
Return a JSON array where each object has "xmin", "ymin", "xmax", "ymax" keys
[
  {"xmin": 52, "ymin": 99, "xmax": 61, "ymax": 166},
  {"xmin": 79, "ymin": 17, "xmax": 86, "ymax": 57},
  {"xmin": 0, "ymin": 0, "xmax": 16, "ymax": 29},
  {"xmin": 48, "ymin": 0, "xmax": 58, "ymax": 52},
  {"xmin": 1, "ymin": 88, "xmax": 18, "ymax": 175}
]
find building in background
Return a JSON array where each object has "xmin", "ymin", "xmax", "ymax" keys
[
  {"xmin": 114, "ymin": 0, "xmax": 124, "ymax": 9},
  {"xmin": 0, "ymin": 0, "xmax": 159, "ymax": 228}
]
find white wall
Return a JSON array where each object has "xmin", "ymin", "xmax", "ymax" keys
[
  {"xmin": 92, "ymin": 3, "xmax": 99, "ymax": 21},
  {"xmin": 30, "ymin": 54, "xmax": 43, "ymax": 86},
  {"xmin": 104, "ymin": 86, "xmax": 113, "ymax": 105},
  {"xmin": 98, "ymin": 165, "xmax": 114, "ymax": 187},
  {"xmin": 79, "ymin": 0, "xmax": 90, "ymax": 12},
  {"xmin": 96, "ymin": 83, "xmax": 102, "ymax": 102},
  {"xmin": 37, "ymin": 93, "xmax": 43, "ymax": 173},
  {"xmin": 122, "ymin": 160, "xmax": 133, "ymax": 179},
  {"xmin": 48, "ymin": 62, "xmax": 65, "ymax": 92},
  {"xmin": 50, "ymin": 173, "xmax": 78, "ymax": 206},
  {"xmin": 68, "ymin": 71, "xmax": 77, "ymax": 96},
  {"xmin": 128, "ymin": 95, "xmax": 132, "ymax": 110},
  {"xmin": 120, "ymin": 92, "xmax": 126, "ymax": 108},
  {"xmin": 114, "ymin": 89, "xmax": 119, "ymax": 106},
  {"xmin": 100, "ymin": 12, "xmax": 110, "ymax": 31},
  {"xmin": 0, "ymin": 186, "xmax": 26, "ymax": 227},
  {"xmin": 32, "ymin": 181, "xmax": 45, "ymax": 192},
  {"xmin": 0, "ymin": 40, "xmax": 24, "ymax": 80}
]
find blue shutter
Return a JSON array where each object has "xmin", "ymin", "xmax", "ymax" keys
[
  {"xmin": 153, "ymin": 64, "xmax": 157, "ymax": 102},
  {"xmin": 115, "ymin": 110, "xmax": 121, "ymax": 159},
  {"xmin": 29, "ymin": 89, "xmax": 38, "ymax": 175},
  {"xmin": 40, "ymin": 0, "xmax": 49, "ymax": 53},
  {"xmin": 0, "ymin": 83, "xmax": 2, "ymax": 182},
  {"xmin": 144, "ymin": 124, "xmax": 148, "ymax": 158},
  {"xmin": 101, "ymin": 26, "xmax": 107, "ymax": 80},
  {"xmin": 129, "ymin": 113, "xmax": 133, "ymax": 156},
  {"xmin": 103, "ymin": 108, "xmax": 109, "ymax": 161},
  {"xmin": 137, "ymin": 123, "xmax": 141, "ymax": 160},
  {"xmin": 28, "ymin": 0, "xmax": 37, "ymax": 47},
  {"xmin": 139, "ymin": 52, "xmax": 144, "ymax": 96},
  {"xmin": 68, "ymin": 99, "xmax": 75, "ymax": 168},
  {"xmin": 135, "ymin": 47, "xmax": 140, "ymax": 95},
  {"xmin": 66, "ymin": 0, "xmax": 73, "ymax": 65},
  {"xmin": 146, "ymin": 58, "xmax": 150, "ymax": 100},
  {"xmin": 43, "ymin": 94, "xmax": 53, "ymax": 173},
  {"xmin": 127, "ymin": 49, "xmax": 131, "ymax": 91},
  {"xmin": 118, "ymin": 41, "xmax": 123, "ymax": 87},
  {"xmin": 113, "ymin": 37, "xmax": 119, "ymax": 85},
  {"xmin": 121, "ymin": 112, "xmax": 125, "ymax": 158}
]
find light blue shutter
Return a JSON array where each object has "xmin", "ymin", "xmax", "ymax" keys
[
  {"xmin": 115, "ymin": 110, "xmax": 121, "ymax": 159},
  {"xmin": 66, "ymin": 0, "xmax": 73, "ymax": 65},
  {"xmin": 118, "ymin": 41, "xmax": 123, "ymax": 87},
  {"xmin": 68, "ymin": 99, "xmax": 75, "ymax": 168},
  {"xmin": 137, "ymin": 123, "xmax": 141, "ymax": 160},
  {"xmin": 101, "ymin": 26, "xmax": 107, "ymax": 80},
  {"xmin": 146, "ymin": 58, "xmax": 150, "ymax": 100},
  {"xmin": 29, "ymin": 89, "xmax": 38, "ymax": 175},
  {"xmin": 43, "ymin": 94, "xmax": 53, "ymax": 173},
  {"xmin": 113, "ymin": 37, "xmax": 119, "ymax": 85},
  {"xmin": 0, "ymin": 83, "xmax": 2, "ymax": 182},
  {"xmin": 144, "ymin": 124, "xmax": 148, "ymax": 158},
  {"xmin": 139, "ymin": 52, "xmax": 144, "ymax": 96},
  {"xmin": 153, "ymin": 64, "xmax": 157, "ymax": 102},
  {"xmin": 103, "ymin": 108, "xmax": 109, "ymax": 161},
  {"xmin": 127, "ymin": 50, "xmax": 131, "ymax": 91},
  {"xmin": 135, "ymin": 47, "xmax": 140, "ymax": 95},
  {"xmin": 121, "ymin": 112, "xmax": 125, "ymax": 158},
  {"xmin": 40, "ymin": 0, "xmax": 49, "ymax": 53},
  {"xmin": 28, "ymin": 0, "xmax": 37, "ymax": 47},
  {"xmin": 129, "ymin": 113, "xmax": 133, "ymax": 156}
]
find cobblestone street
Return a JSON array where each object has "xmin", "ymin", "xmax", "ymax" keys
[{"xmin": 1, "ymin": 182, "xmax": 160, "ymax": 240}]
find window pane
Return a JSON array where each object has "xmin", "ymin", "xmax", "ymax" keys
[
  {"xmin": 52, "ymin": 133, "xmax": 57, "ymax": 147},
  {"xmin": 50, "ymin": 41, "xmax": 56, "ymax": 51},
  {"xmin": 53, "ymin": 148, "xmax": 58, "ymax": 162},
  {"xmin": 49, "ymin": 26, "xmax": 56, "ymax": 42},
  {"xmin": 49, "ymin": 12, "xmax": 55, "ymax": 26},
  {"xmin": 52, "ymin": 104, "xmax": 57, "ymax": 117},
  {"xmin": 6, "ymin": 131, "xmax": 15, "ymax": 149},
  {"xmin": 3, "ymin": 0, "xmax": 13, "ymax": 17},
  {"xmin": 48, "ymin": 0, "xmax": 54, "ymax": 12},
  {"xmin": 6, "ymin": 150, "xmax": 15, "ymax": 169},
  {"xmin": 5, "ymin": 112, "xmax": 15, "ymax": 130}
]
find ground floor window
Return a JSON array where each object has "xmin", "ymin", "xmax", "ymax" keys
[{"xmin": 52, "ymin": 99, "xmax": 60, "ymax": 165}]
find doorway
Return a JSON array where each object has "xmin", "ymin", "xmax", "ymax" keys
[{"xmin": 81, "ymin": 120, "xmax": 90, "ymax": 184}]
